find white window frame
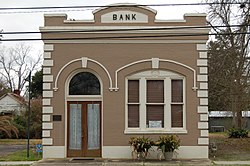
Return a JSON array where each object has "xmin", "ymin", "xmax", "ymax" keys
[{"xmin": 125, "ymin": 70, "xmax": 187, "ymax": 134}]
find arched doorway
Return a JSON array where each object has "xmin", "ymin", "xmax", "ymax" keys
[{"xmin": 67, "ymin": 72, "xmax": 102, "ymax": 157}]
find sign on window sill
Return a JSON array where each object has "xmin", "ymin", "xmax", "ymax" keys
[{"xmin": 148, "ymin": 121, "xmax": 162, "ymax": 128}]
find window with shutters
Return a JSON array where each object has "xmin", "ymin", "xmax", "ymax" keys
[{"xmin": 126, "ymin": 70, "xmax": 186, "ymax": 134}]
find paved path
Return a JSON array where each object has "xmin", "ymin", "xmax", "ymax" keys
[
  {"xmin": 0, "ymin": 161, "xmax": 34, "ymax": 165},
  {"xmin": 0, "ymin": 145, "xmax": 26, "ymax": 156}
]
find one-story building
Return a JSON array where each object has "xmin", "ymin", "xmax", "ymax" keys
[{"xmin": 40, "ymin": 3, "xmax": 209, "ymax": 159}]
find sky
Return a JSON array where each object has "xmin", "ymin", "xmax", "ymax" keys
[{"xmin": 0, "ymin": 0, "xmax": 207, "ymax": 53}]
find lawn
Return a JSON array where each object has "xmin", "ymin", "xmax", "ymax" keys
[
  {"xmin": 0, "ymin": 139, "xmax": 41, "ymax": 145},
  {"xmin": 209, "ymin": 132, "xmax": 250, "ymax": 161},
  {"xmin": 0, "ymin": 149, "xmax": 42, "ymax": 161}
]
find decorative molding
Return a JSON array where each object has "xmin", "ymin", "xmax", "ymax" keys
[
  {"xmin": 43, "ymin": 68, "xmax": 51, "ymax": 74},
  {"xmin": 43, "ymin": 60, "xmax": 54, "ymax": 67},
  {"xmin": 43, "ymin": 83, "xmax": 51, "ymax": 90},
  {"xmin": 44, "ymin": 44, "xmax": 54, "ymax": 51},
  {"xmin": 196, "ymin": 44, "xmax": 207, "ymax": 51},
  {"xmin": 197, "ymin": 75, "xmax": 208, "ymax": 82},
  {"xmin": 42, "ymin": 107, "xmax": 53, "ymax": 114},
  {"xmin": 199, "ymin": 67, "xmax": 208, "ymax": 74},
  {"xmin": 43, "ymin": 75, "xmax": 53, "ymax": 82},
  {"xmin": 200, "ymin": 114, "xmax": 208, "ymax": 121},
  {"xmin": 197, "ymin": 90, "xmax": 208, "ymax": 98},
  {"xmin": 115, "ymin": 58, "xmax": 197, "ymax": 91},
  {"xmin": 198, "ymin": 138, "xmax": 209, "ymax": 145},
  {"xmin": 198, "ymin": 122, "xmax": 209, "ymax": 129},
  {"xmin": 42, "ymin": 123, "xmax": 53, "ymax": 129},
  {"xmin": 197, "ymin": 59, "xmax": 208, "ymax": 66},
  {"xmin": 200, "ymin": 98, "xmax": 208, "ymax": 105},
  {"xmin": 152, "ymin": 58, "xmax": 159, "ymax": 69},
  {"xmin": 43, "ymin": 115, "xmax": 51, "ymax": 122},
  {"xmin": 53, "ymin": 57, "xmax": 113, "ymax": 91},
  {"xmin": 42, "ymin": 138, "xmax": 53, "ymax": 145},
  {"xmin": 44, "ymin": 52, "xmax": 51, "ymax": 59},
  {"xmin": 199, "ymin": 52, "xmax": 207, "ymax": 59},
  {"xmin": 200, "ymin": 130, "xmax": 209, "ymax": 137},
  {"xmin": 200, "ymin": 83, "xmax": 208, "ymax": 90},
  {"xmin": 42, "ymin": 130, "xmax": 51, "ymax": 137},
  {"xmin": 198, "ymin": 106, "xmax": 208, "ymax": 113},
  {"xmin": 43, "ymin": 91, "xmax": 53, "ymax": 98},
  {"xmin": 43, "ymin": 99, "xmax": 51, "ymax": 106}
]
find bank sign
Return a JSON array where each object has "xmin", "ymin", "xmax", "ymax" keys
[{"xmin": 101, "ymin": 11, "xmax": 148, "ymax": 23}]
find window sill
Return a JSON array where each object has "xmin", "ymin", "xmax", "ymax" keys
[{"xmin": 124, "ymin": 129, "xmax": 188, "ymax": 134}]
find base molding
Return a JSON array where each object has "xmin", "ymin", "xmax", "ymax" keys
[
  {"xmin": 43, "ymin": 146, "xmax": 65, "ymax": 158},
  {"xmin": 102, "ymin": 146, "xmax": 208, "ymax": 159}
]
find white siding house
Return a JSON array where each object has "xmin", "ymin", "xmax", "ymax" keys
[{"xmin": 0, "ymin": 93, "xmax": 26, "ymax": 115}]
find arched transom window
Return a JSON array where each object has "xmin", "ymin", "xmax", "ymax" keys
[{"xmin": 69, "ymin": 72, "xmax": 100, "ymax": 95}]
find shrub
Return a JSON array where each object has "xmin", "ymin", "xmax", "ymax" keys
[
  {"xmin": 228, "ymin": 128, "xmax": 248, "ymax": 138},
  {"xmin": 155, "ymin": 135, "xmax": 180, "ymax": 152}
]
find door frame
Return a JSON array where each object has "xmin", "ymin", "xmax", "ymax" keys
[
  {"xmin": 67, "ymin": 101, "xmax": 102, "ymax": 157},
  {"xmin": 65, "ymin": 69, "xmax": 103, "ymax": 158}
]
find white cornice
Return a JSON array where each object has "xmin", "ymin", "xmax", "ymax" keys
[
  {"xmin": 92, "ymin": 3, "xmax": 157, "ymax": 14},
  {"xmin": 184, "ymin": 13, "xmax": 207, "ymax": 17}
]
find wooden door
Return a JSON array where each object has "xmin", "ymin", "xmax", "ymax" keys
[{"xmin": 67, "ymin": 101, "xmax": 101, "ymax": 157}]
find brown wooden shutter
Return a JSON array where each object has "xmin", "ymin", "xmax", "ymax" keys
[
  {"xmin": 128, "ymin": 80, "xmax": 139, "ymax": 103},
  {"xmin": 146, "ymin": 105, "xmax": 164, "ymax": 128},
  {"xmin": 147, "ymin": 80, "xmax": 164, "ymax": 103},
  {"xmin": 171, "ymin": 105, "xmax": 183, "ymax": 127},
  {"xmin": 171, "ymin": 80, "xmax": 183, "ymax": 102}
]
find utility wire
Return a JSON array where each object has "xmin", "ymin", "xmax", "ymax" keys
[
  {"xmin": 1, "ymin": 24, "xmax": 249, "ymax": 35},
  {"xmin": 1, "ymin": 32, "xmax": 249, "ymax": 42},
  {"xmin": 0, "ymin": 2, "xmax": 247, "ymax": 11}
]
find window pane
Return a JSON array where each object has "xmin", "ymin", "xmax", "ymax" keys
[
  {"xmin": 87, "ymin": 104, "xmax": 100, "ymax": 150},
  {"xmin": 69, "ymin": 104, "xmax": 82, "ymax": 150},
  {"xmin": 128, "ymin": 105, "xmax": 139, "ymax": 127},
  {"xmin": 172, "ymin": 80, "xmax": 183, "ymax": 102},
  {"xmin": 171, "ymin": 104, "xmax": 183, "ymax": 127},
  {"xmin": 128, "ymin": 80, "xmax": 139, "ymax": 103},
  {"xmin": 69, "ymin": 72, "xmax": 100, "ymax": 95},
  {"xmin": 147, "ymin": 80, "xmax": 164, "ymax": 103},
  {"xmin": 146, "ymin": 105, "xmax": 164, "ymax": 128}
]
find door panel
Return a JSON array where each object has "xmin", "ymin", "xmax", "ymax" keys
[{"xmin": 67, "ymin": 101, "xmax": 101, "ymax": 157}]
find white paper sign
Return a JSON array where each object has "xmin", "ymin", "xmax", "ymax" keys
[{"xmin": 149, "ymin": 121, "xmax": 162, "ymax": 128}]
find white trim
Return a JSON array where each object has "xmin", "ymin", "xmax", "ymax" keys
[
  {"xmin": 44, "ymin": 45, "xmax": 54, "ymax": 51},
  {"xmin": 198, "ymin": 122, "xmax": 208, "ymax": 129},
  {"xmin": 42, "ymin": 130, "xmax": 51, "ymax": 137},
  {"xmin": 43, "ymin": 60, "xmax": 54, "ymax": 67},
  {"xmin": 42, "ymin": 123, "xmax": 53, "ymax": 129},
  {"xmin": 42, "ymin": 138, "xmax": 53, "ymax": 145},
  {"xmin": 200, "ymin": 114, "xmax": 208, "ymax": 121},
  {"xmin": 43, "ymin": 83, "xmax": 51, "ymax": 90},
  {"xmin": 64, "ymin": 20, "xmax": 95, "ymax": 23},
  {"xmin": 199, "ymin": 52, "xmax": 207, "ymax": 58},
  {"xmin": 197, "ymin": 90, "xmax": 208, "ymax": 98},
  {"xmin": 200, "ymin": 98, "xmax": 208, "ymax": 105},
  {"xmin": 102, "ymin": 146, "xmax": 208, "ymax": 159},
  {"xmin": 152, "ymin": 58, "xmax": 159, "ymax": 69},
  {"xmin": 44, "ymin": 52, "xmax": 51, "ymax": 59},
  {"xmin": 200, "ymin": 83, "xmax": 208, "ymax": 90},
  {"xmin": 44, "ymin": 14, "xmax": 67, "ymax": 17},
  {"xmin": 43, "ymin": 99, "xmax": 51, "ymax": 106},
  {"xmin": 155, "ymin": 19, "xmax": 186, "ymax": 23},
  {"xmin": 198, "ymin": 138, "xmax": 209, "ymax": 145},
  {"xmin": 198, "ymin": 106, "xmax": 208, "ymax": 113},
  {"xmin": 42, "ymin": 115, "xmax": 51, "ymax": 122},
  {"xmin": 43, "ymin": 75, "xmax": 53, "ymax": 82},
  {"xmin": 43, "ymin": 68, "xmax": 51, "ymax": 74},
  {"xmin": 42, "ymin": 107, "xmax": 53, "ymax": 114},
  {"xmin": 199, "ymin": 67, "xmax": 208, "ymax": 74},
  {"xmin": 197, "ymin": 75, "xmax": 208, "ymax": 82},
  {"xmin": 92, "ymin": 3, "xmax": 157, "ymax": 14},
  {"xmin": 43, "ymin": 91, "xmax": 53, "ymax": 98},
  {"xmin": 115, "ymin": 58, "xmax": 197, "ymax": 91},
  {"xmin": 53, "ymin": 57, "xmax": 113, "ymax": 91},
  {"xmin": 43, "ymin": 146, "xmax": 66, "ymax": 158},
  {"xmin": 125, "ymin": 70, "xmax": 187, "ymax": 133},
  {"xmin": 200, "ymin": 130, "xmax": 209, "ymax": 137},
  {"xmin": 197, "ymin": 59, "xmax": 208, "ymax": 66},
  {"xmin": 184, "ymin": 13, "xmax": 207, "ymax": 17},
  {"xmin": 43, "ymin": 40, "xmax": 208, "ymax": 44}
]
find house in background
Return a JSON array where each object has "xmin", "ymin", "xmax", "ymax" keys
[
  {"xmin": 0, "ymin": 91, "xmax": 26, "ymax": 115},
  {"xmin": 209, "ymin": 111, "xmax": 250, "ymax": 132},
  {"xmin": 40, "ymin": 3, "xmax": 209, "ymax": 159}
]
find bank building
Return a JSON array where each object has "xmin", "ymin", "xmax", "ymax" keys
[{"xmin": 40, "ymin": 3, "xmax": 209, "ymax": 159}]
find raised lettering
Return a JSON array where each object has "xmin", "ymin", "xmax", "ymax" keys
[
  {"xmin": 119, "ymin": 15, "xmax": 123, "ymax": 20},
  {"xmin": 125, "ymin": 14, "xmax": 130, "ymax": 20},
  {"xmin": 113, "ymin": 14, "xmax": 117, "ymax": 20},
  {"xmin": 132, "ymin": 14, "xmax": 136, "ymax": 20}
]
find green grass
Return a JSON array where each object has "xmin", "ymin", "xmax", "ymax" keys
[{"xmin": 0, "ymin": 149, "xmax": 42, "ymax": 161}]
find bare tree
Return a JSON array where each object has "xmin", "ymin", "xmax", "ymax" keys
[
  {"xmin": 207, "ymin": 0, "xmax": 250, "ymax": 129},
  {"xmin": 0, "ymin": 43, "xmax": 42, "ymax": 93}
]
